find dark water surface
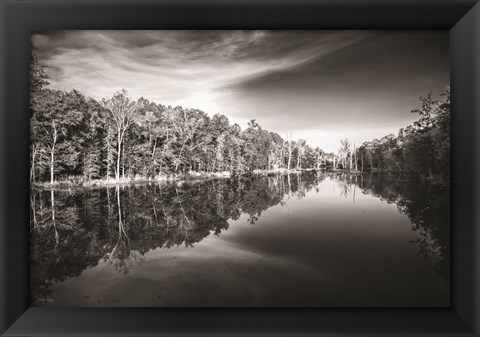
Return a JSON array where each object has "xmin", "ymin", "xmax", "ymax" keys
[{"xmin": 30, "ymin": 172, "xmax": 449, "ymax": 307}]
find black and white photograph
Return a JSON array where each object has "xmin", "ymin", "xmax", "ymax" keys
[{"xmin": 29, "ymin": 30, "xmax": 450, "ymax": 307}]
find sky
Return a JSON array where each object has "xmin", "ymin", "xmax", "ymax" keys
[{"xmin": 31, "ymin": 30, "xmax": 449, "ymax": 152}]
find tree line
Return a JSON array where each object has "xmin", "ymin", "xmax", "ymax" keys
[
  {"xmin": 320, "ymin": 87, "xmax": 450, "ymax": 184},
  {"xmin": 354, "ymin": 88, "xmax": 450, "ymax": 183},
  {"xmin": 30, "ymin": 52, "xmax": 450, "ymax": 185}
]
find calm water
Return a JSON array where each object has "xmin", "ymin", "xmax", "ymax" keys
[{"xmin": 30, "ymin": 172, "xmax": 449, "ymax": 307}]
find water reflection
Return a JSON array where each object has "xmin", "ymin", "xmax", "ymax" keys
[
  {"xmin": 30, "ymin": 172, "xmax": 449, "ymax": 306},
  {"xmin": 331, "ymin": 171, "xmax": 449, "ymax": 282}
]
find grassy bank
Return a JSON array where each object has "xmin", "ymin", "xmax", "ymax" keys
[
  {"xmin": 31, "ymin": 171, "xmax": 234, "ymax": 189},
  {"xmin": 30, "ymin": 169, "xmax": 316, "ymax": 190}
]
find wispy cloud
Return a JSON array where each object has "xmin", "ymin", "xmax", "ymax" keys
[{"xmin": 32, "ymin": 30, "xmax": 363, "ymax": 103}]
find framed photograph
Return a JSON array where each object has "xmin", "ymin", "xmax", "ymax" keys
[{"xmin": 1, "ymin": 0, "xmax": 479, "ymax": 336}]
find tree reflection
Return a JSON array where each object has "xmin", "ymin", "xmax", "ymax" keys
[
  {"xmin": 331, "ymin": 172, "xmax": 450, "ymax": 282},
  {"xmin": 103, "ymin": 186, "xmax": 144, "ymax": 275},
  {"xmin": 30, "ymin": 172, "xmax": 449, "ymax": 305}
]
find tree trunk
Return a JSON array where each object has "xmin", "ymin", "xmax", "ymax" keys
[
  {"xmin": 31, "ymin": 195, "xmax": 37, "ymax": 229},
  {"xmin": 297, "ymin": 149, "xmax": 300, "ymax": 169},
  {"xmin": 50, "ymin": 126, "xmax": 57, "ymax": 184},
  {"xmin": 50, "ymin": 146, "xmax": 55, "ymax": 184},
  {"xmin": 106, "ymin": 128, "xmax": 112, "ymax": 181},
  {"xmin": 287, "ymin": 150, "xmax": 291, "ymax": 170},
  {"xmin": 151, "ymin": 138, "xmax": 157, "ymax": 176},
  {"xmin": 354, "ymin": 144, "xmax": 357, "ymax": 172},
  {"xmin": 286, "ymin": 133, "xmax": 292, "ymax": 171},
  {"xmin": 31, "ymin": 144, "xmax": 36, "ymax": 183},
  {"xmin": 116, "ymin": 129, "xmax": 122, "ymax": 180}
]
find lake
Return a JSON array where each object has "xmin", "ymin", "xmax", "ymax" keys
[{"xmin": 30, "ymin": 172, "xmax": 450, "ymax": 307}]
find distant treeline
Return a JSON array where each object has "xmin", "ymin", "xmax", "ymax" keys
[{"xmin": 30, "ymin": 52, "xmax": 450, "ymax": 184}]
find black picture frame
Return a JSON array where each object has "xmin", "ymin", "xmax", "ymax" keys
[{"xmin": 1, "ymin": 0, "xmax": 479, "ymax": 336}]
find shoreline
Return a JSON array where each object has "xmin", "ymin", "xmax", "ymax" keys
[
  {"xmin": 30, "ymin": 169, "xmax": 315, "ymax": 190},
  {"xmin": 30, "ymin": 168, "xmax": 445, "ymax": 190}
]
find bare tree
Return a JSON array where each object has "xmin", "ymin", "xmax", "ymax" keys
[
  {"xmin": 286, "ymin": 132, "xmax": 293, "ymax": 170},
  {"xmin": 339, "ymin": 138, "xmax": 351, "ymax": 170},
  {"xmin": 296, "ymin": 139, "xmax": 306, "ymax": 170},
  {"xmin": 48, "ymin": 121, "xmax": 58, "ymax": 184},
  {"xmin": 103, "ymin": 90, "xmax": 138, "ymax": 180}
]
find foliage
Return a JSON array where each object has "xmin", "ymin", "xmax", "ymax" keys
[
  {"xmin": 30, "ymin": 51, "xmax": 49, "ymax": 93},
  {"xmin": 352, "ymin": 87, "xmax": 450, "ymax": 183}
]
